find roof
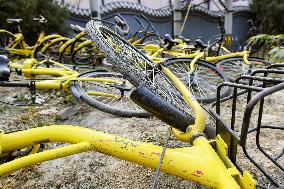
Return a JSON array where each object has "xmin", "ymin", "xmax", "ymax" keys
[
  {"xmin": 57, "ymin": 0, "xmax": 250, "ymax": 19},
  {"xmin": 100, "ymin": 1, "xmax": 172, "ymax": 18}
]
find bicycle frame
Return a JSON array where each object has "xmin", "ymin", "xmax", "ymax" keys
[
  {"xmin": 143, "ymin": 43, "xmax": 250, "ymax": 64},
  {"xmin": 0, "ymin": 125, "xmax": 255, "ymax": 189},
  {"xmin": 0, "ymin": 29, "xmax": 61, "ymax": 57},
  {"xmin": 7, "ymin": 59, "xmax": 123, "ymax": 92},
  {"xmin": 0, "ymin": 51, "xmax": 257, "ymax": 188}
]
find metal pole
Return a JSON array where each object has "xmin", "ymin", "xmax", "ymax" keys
[
  {"xmin": 224, "ymin": 0, "xmax": 233, "ymax": 35},
  {"xmin": 173, "ymin": 0, "xmax": 182, "ymax": 36},
  {"xmin": 89, "ymin": 0, "xmax": 102, "ymax": 20}
]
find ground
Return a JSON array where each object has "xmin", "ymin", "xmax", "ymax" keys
[{"xmin": 0, "ymin": 82, "xmax": 283, "ymax": 189}]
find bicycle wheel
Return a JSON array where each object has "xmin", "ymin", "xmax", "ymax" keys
[
  {"xmin": 32, "ymin": 35, "xmax": 61, "ymax": 60},
  {"xmin": 0, "ymin": 31, "xmax": 16, "ymax": 54},
  {"xmin": 43, "ymin": 39, "xmax": 69, "ymax": 61},
  {"xmin": 70, "ymin": 71, "xmax": 150, "ymax": 118},
  {"xmin": 58, "ymin": 43, "xmax": 73, "ymax": 65},
  {"xmin": 216, "ymin": 57, "xmax": 272, "ymax": 82},
  {"xmin": 86, "ymin": 21, "xmax": 196, "ymax": 131},
  {"xmin": 71, "ymin": 43, "xmax": 98, "ymax": 65},
  {"xmin": 164, "ymin": 58, "xmax": 230, "ymax": 103},
  {"xmin": 140, "ymin": 33, "xmax": 161, "ymax": 45}
]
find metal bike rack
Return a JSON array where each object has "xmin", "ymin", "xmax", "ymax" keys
[{"xmin": 210, "ymin": 68, "xmax": 284, "ymax": 188}]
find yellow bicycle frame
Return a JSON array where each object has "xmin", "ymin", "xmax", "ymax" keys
[
  {"xmin": 31, "ymin": 34, "xmax": 62, "ymax": 58},
  {"xmin": 0, "ymin": 29, "xmax": 61, "ymax": 57},
  {"xmin": 1, "ymin": 57, "xmax": 257, "ymax": 189},
  {"xmin": 8, "ymin": 59, "xmax": 123, "ymax": 92},
  {"xmin": 40, "ymin": 37, "xmax": 69, "ymax": 53},
  {"xmin": 0, "ymin": 125, "xmax": 255, "ymax": 189}
]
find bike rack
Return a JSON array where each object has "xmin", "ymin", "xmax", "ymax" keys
[{"xmin": 210, "ymin": 67, "xmax": 284, "ymax": 188}]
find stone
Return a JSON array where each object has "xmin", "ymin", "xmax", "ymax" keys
[
  {"xmin": 38, "ymin": 107, "xmax": 58, "ymax": 115},
  {"xmin": 56, "ymin": 106, "xmax": 79, "ymax": 120}
]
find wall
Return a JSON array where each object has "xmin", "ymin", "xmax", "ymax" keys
[
  {"xmin": 180, "ymin": 14, "xmax": 219, "ymax": 41},
  {"xmin": 232, "ymin": 13, "xmax": 251, "ymax": 50},
  {"xmin": 102, "ymin": 12, "xmax": 172, "ymax": 37},
  {"xmin": 65, "ymin": 1, "xmax": 251, "ymax": 50}
]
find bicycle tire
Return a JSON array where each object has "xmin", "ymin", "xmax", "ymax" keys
[
  {"xmin": 164, "ymin": 58, "xmax": 230, "ymax": 103},
  {"xmin": 86, "ymin": 21, "xmax": 196, "ymax": 130},
  {"xmin": 71, "ymin": 43, "xmax": 97, "ymax": 65},
  {"xmin": 70, "ymin": 71, "xmax": 150, "ymax": 118},
  {"xmin": 58, "ymin": 42, "xmax": 73, "ymax": 64},
  {"xmin": 140, "ymin": 33, "xmax": 161, "ymax": 45},
  {"xmin": 32, "ymin": 35, "xmax": 61, "ymax": 59},
  {"xmin": 216, "ymin": 57, "xmax": 272, "ymax": 82},
  {"xmin": 0, "ymin": 31, "xmax": 16, "ymax": 55},
  {"xmin": 34, "ymin": 39, "xmax": 68, "ymax": 61}
]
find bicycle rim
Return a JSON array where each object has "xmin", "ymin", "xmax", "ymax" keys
[
  {"xmin": 164, "ymin": 58, "xmax": 230, "ymax": 103},
  {"xmin": 0, "ymin": 32, "xmax": 16, "ymax": 54},
  {"xmin": 72, "ymin": 44, "xmax": 96, "ymax": 65},
  {"xmin": 86, "ymin": 21, "xmax": 195, "ymax": 123},
  {"xmin": 216, "ymin": 57, "xmax": 271, "ymax": 82},
  {"xmin": 70, "ymin": 71, "xmax": 150, "ymax": 117}
]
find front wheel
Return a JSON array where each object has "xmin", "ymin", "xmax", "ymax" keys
[
  {"xmin": 164, "ymin": 58, "xmax": 230, "ymax": 103},
  {"xmin": 69, "ymin": 71, "xmax": 150, "ymax": 118}
]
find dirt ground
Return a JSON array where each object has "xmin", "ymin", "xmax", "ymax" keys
[{"xmin": 0, "ymin": 82, "xmax": 283, "ymax": 189}]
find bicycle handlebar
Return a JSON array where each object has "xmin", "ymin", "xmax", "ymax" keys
[
  {"xmin": 113, "ymin": 15, "xmax": 130, "ymax": 36},
  {"xmin": 33, "ymin": 15, "xmax": 47, "ymax": 24},
  {"xmin": 70, "ymin": 24, "xmax": 86, "ymax": 33}
]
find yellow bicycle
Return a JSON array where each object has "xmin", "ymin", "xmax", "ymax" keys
[
  {"xmin": 0, "ymin": 55, "xmax": 148, "ymax": 117},
  {"xmin": 0, "ymin": 15, "xmax": 61, "ymax": 58},
  {"xmin": 0, "ymin": 20, "xmax": 282, "ymax": 189}
]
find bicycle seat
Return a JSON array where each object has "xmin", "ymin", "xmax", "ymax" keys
[
  {"xmin": 194, "ymin": 38, "xmax": 208, "ymax": 49},
  {"xmin": 114, "ymin": 16, "xmax": 130, "ymax": 36},
  {"xmin": 114, "ymin": 16, "xmax": 126, "ymax": 28},
  {"xmin": 6, "ymin": 18, "xmax": 23, "ymax": 24},
  {"xmin": 114, "ymin": 25, "xmax": 130, "ymax": 36},
  {"xmin": 179, "ymin": 36, "xmax": 190, "ymax": 44},
  {"xmin": 164, "ymin": 34, "xmax": 178, "ymax": 44},
  {"xmin": 0, "ymin": 55, "xmax": 10, "ymax": 81},
  {"xmin": 164, "ymin": 34, "xmax": 179, "ymax": 49}
]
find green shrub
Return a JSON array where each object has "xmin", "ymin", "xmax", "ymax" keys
[
  {"xmin": 250, "ymin": 0, "xmax": 284, "ymax": 34},
  {"xmin": 247, "ymin": 34, "xmax": 284, "ymax": 62},
  {"xmin": 0, "ymin": 0, "xmax": 69, "ymax": 44}
]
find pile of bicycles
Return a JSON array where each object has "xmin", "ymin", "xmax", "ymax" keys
[{"xmin": 0, "ymin": 13, "xmax": 283, "ymax": 189}]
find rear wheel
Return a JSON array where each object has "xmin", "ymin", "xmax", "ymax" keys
[
  {"xmin": 71, "ymin": 43, "xmax": 98, "ymax": 65},
  {"xmin": 34, "ymin": 39, "xmax": 68, "ymax": 61},
  {"xmin": 58, "ymin": 43, "xmax": 73, "ymax": 64},
  {"xmin": 216, "ymin": 57, "xmax": 271, "ymax": 82},
  {"xmin": 43, "ymin": 39, "xmax": 69, "ymax": 61},
  {"xmin": 164, "ymin": 58, "xmax": 230, "ymax": 103},
  {"xmin": 32, "ymin": 36, "xmax": 61, "ymax": 60},
  {"xmin": 0, "ymin": 31, "xmax": 16, "ymax": 55},
  {"xmin": 70, "ymin": 71, "xmax": 150, "ymax": 118}
]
